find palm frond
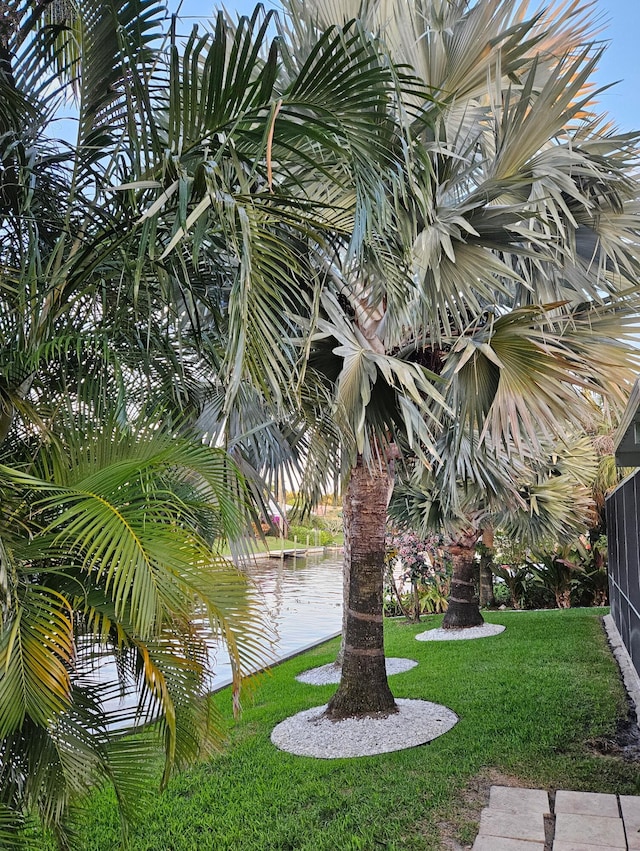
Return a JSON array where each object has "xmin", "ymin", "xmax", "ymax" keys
[{"xmin": 0, "ymin": 584, "xmax": 73, "ymax": 736}]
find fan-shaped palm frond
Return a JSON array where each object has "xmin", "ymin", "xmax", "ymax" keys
[{"xmin": 442, "ymin": 300, "xmax": 640, "ymax": 454}]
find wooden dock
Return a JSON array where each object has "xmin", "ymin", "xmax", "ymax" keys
[{"xmin": 267, "ymin": 549, "xmax": 308, "ymax": 559}]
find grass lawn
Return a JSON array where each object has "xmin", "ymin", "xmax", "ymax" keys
[{"xmin": 54, "ymin": 609, "xmax": 639, "ymax": 850}]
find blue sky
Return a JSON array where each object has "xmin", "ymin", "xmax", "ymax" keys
[
  {"xmin": 592, "ymin": 0, "xmax": 639, "ymax": 131},
  {"xmin": 169, "ymin": 0, "xmax": 639, "ymax": 131}
]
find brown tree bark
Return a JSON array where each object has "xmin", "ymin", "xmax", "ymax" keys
[
  {"xmin": 442, "ymin": 529, "xmax": 484, "ymax": 629},
  {"xmin": 325, "ymin": 455, "xmax": 397, "ymax": 719}
]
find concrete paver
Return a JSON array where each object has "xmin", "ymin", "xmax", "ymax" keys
[
  {"xmin": 555, "ymin": 790, "xmax": 620, "ymax": 817},
  {"xmin": 554, "ymin": 813, "xmax": 626, "ymax": 848},
  {"xmin": 479, "ymin": 807, "xmax": 546, "ymax": 843},
  {"xmin": 472, "ymin": 838, "xmax": 544, "ymax": 850},
  {"xmin": 490, "ymin": 786, "xmax": 550, "ymax": 814},
  {"xmin": 472, "ymin": 786, "xmax": 640, "ymax": 849},
  {"xmin": 620, "ymin": 795, "xmax": 640, "ymax": 850}
]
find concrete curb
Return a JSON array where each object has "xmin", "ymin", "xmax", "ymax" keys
[
  {"xmin": 602, "ymin": 613, "xmax": 640, "ymax": 730},
  {"xmin": 210, "ymin": 630, "xmax": 342, "ymax": 695}
]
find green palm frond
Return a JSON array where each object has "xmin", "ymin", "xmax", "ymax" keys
[
  {"xmin": 22, "ymin": 0, "xmax": 167, "ymax": 138},
  {"xmin": 315, "ymin": 290, "xmax": 447, "ymax": 459},
  {"xmin": 489, "ymin": 48, "xmax": 600, "ymax": 182},
  {"xmin": 0, "ymin": 413, "xmax": 268, "ymax": 839},
  {"xmin": 500, "ymin": 473, "xmax": 596, "ymax": 545},
  {"xmin": 0, "ymin": 802, "xmax": 27, "ymax": 849},
  {"xmin": 490, "ymin": 432, "xmax": 598, "ymax": 544},
  {"xmin": 141, "ymin": 15, "xmax": 410, "ymax": 412},
  {"xmin": 4, "ymin": 430, "xmax": 251, "ymax": 632},
  {"xmin": 441, "ymin": 300, "xmax": 640, "ymax": 453},
  {"xmin": 392, "ymin": 427, "xmax": 599, "ymax": 549},
  {"xmin": 0, "ymin": 678, "xmax": 156, "ymax": 846},
  {"xmin": 0, "ymin": 584, "xmax": 73, "ymax": 736},
  {"xmin": 164, "ymin": 8, "xmax": 278, "ymax": 148}
]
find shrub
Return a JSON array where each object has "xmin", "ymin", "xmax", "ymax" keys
[
  {"xmin": 287, "ymin": 524, "xmax": 337, "ymax": 547},
  {"xmin": 385, "ymin": 528, "xmax": 451, "ymax": 621}
]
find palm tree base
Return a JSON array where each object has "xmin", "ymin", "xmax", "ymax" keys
[
  {"xmin": 271, "ymin": 699, "xmax": 458, "ymax": 757},
  {"xmin": 441, "ymin": 601, "xmax": 485, "ymax": 629},
  {"xmin": 416, "ymin": 623, "xmax": 505, "ymax": 641},
  {"xmin": 325, "ymin": 655, "xmax": 397, "ymax": 719}
]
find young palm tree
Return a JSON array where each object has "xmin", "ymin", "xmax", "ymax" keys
[
  {"xmin": 0, "ymin": 414, "xmax": 265, "ymax": 848},
  {"xmin": 278, "ymin": 0, "xmax": 640, "ymax": 716}
]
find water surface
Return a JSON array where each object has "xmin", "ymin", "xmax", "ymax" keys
[
  {"xmin": 91, "ymin": 550, "xmax": 343, "ymax": 723},
  {"xmin": 211, "ymin": 550, "xmax": 343, "ymax": 690}
]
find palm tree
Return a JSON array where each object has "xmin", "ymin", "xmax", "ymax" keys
[
  {"xmin": 0, "ymin": 0, "xmax": 419, "ymax": 841},
  {"xmin": 392, "ymin": 431, "xmax": 601, "ymax": 625},
  {"xmin": 132, "ymin": 6, "xmax": 448, "ymax": 721},
  {"xmin": 278, "ymin": 0, "xmax": 640, "ymax": 715},
  {"xmin": 0, "ymin": 415, "xmax": 266, "ymax": 848}
]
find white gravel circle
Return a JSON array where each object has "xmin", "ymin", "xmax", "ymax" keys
[
  {"xmin": 271, "ymin": 699, "xmax": 458, "ymax": 758},
  {"xmin": 296, "ymin": 657, "xmax": 417, "ymax": 685},
  {"xmin": 415, "ymin": 623, "xmax": 505, "ymax": 641}
]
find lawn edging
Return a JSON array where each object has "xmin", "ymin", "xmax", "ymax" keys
[{"xmin": 603, "ymin": 613, "xmax": 640, "ymax": 729}]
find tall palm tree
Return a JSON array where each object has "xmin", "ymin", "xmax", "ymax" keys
[
  {"xmin": 277, "ymin": 0, "xmax": 640, "ymax": 716},
  {"xmin": 136, "ymin": 6, "xmax": 449, "ymax": 720},
  {"xmin": 0, "ymin": 0, "xmax": 419, "ymax": 841}
]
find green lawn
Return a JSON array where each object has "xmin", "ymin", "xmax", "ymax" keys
[{"xmin": 55, "ymin": 609, "xmax": 639, "ymax": 850}]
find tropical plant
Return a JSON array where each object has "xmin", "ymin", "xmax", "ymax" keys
[
  {"xmin": 0, "ymin": 413, "xmax": 267, "ymax": 848},
  {"xmin": 581, "ymin": 534, "xmax": 609, "ymax": 606},
  {"xmin": 386, "ymin": 528, "xmax": 432, "ymax": 621},
  {"xmin": 287, "ymin": 524, "xmax": 339, "ymax": 547},
  {"xmin": 277, "ymin": 0, "xmax": 640, "ymax": 713},
  {"xmin": 0, "ymin": 0, "xmax": 422, "ymax": 841},
  {"xmin": 490, "ymin": 563, "xmax": 533, "ymax": 610},
  {"xmin": 489, "ymin": 528, "xmax": 610, "ymax": 610},
  {"xmin": 526, "ymin": 547, "xmax": 585, "ymax": 609},
  {"xmin": 418, "ymin": 575, "xmax": 450, "ymax": 615}
]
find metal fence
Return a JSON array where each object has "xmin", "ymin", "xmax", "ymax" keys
[{"xmin": 606, "ymin": 471, "xmax": 640, "ymax": 676}]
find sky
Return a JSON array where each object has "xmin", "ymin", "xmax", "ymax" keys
[{"xmin": 168, "ymin": 0, "xmax": 640, "ymax": 132}]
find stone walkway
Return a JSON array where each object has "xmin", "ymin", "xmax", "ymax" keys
[{"xmin": 472, "ymin": 785, "xmax": 640, "ymax": 850}]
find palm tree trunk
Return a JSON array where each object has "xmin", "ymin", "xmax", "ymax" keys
[
  {"xmin": 412, "ymin": 579, "xmax": 421, "ymax": 622},
  {"xmin": 325, "ymin": 455, "xmax": 396, "ymax": 719},
  {"xmin": 442, "ymin": 530, "xmax": 483, "ymax": 629}
]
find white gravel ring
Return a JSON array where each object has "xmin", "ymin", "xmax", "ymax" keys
[
  {"xmin": 296, "ymin": 657, "xmax": 418, "ymax": 685},
  {"xmin": 271, "ymin": 699, "xmax": 458, "ymax": 758},
  {"xmin": 415, "ymin": 623, "xmax": 505, "ymax": 641}
]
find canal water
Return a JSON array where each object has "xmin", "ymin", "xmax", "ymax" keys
[
  {"xmin": 211, "ymin": 549, "xmax": 344, "ymax": 691},
  {"xmin": 92, "ymin": 550, "xmax": 343, "ymax": 724}
]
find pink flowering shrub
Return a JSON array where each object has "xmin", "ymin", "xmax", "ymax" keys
[{"xmin": 385, "ymin": 528, "xmax": 451, "ymax": 619}]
